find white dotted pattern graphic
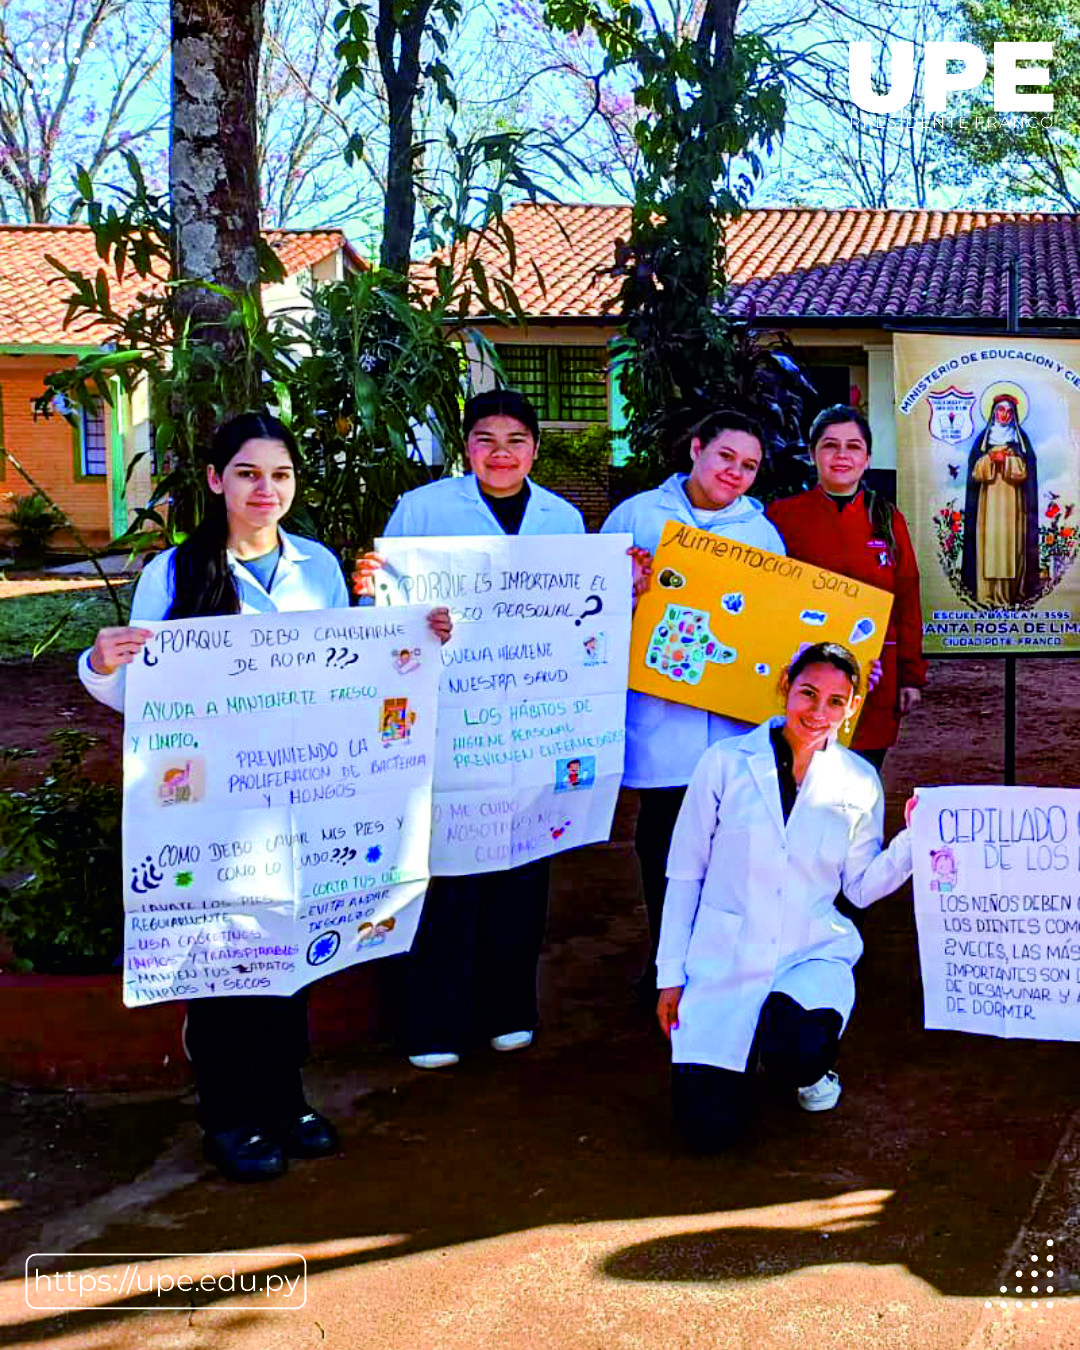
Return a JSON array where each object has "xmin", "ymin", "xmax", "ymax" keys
[{"xmin": 985, "ymin": 1240, "xmax": 1057, "ymax": 1312}]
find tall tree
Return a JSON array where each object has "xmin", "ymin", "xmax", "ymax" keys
[
  {"xmin": 334, "ymin": 0, "xmax": 578, "ymax": 302},
  {"xmin": 334, "ymin": 0, "xmax": 466, "ymax": 274},
  {"xmin": 750, "ymin": 0, "xmax": 960, "ymax": 209},
  {"xmin": 0, "ymin": 0, "xmax": 167, "ymax": 222},
  {"xmin": 170, "ymin": 0, "xmax": 267, "ymax": 482},
  {"xmin": 941, "ymin": 0, "xmax": 1077, "ymax": 209},
  {"xmin": 545, "ymin": 0, "xmax": 791, "ymax": 463}
]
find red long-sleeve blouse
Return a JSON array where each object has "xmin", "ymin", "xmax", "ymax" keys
[{"xmin": 766, "ymin": 487, "xmax": 928, "ymax": 751}]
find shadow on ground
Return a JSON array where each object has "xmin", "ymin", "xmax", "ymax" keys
[{"xmin": 1, "ymin": 656, "xmax": 1080, "ymax": 1344}]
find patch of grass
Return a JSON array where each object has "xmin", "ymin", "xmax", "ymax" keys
[{"xmin": 0, "ymin": 585, "xmax": 133, "ymax": 662}]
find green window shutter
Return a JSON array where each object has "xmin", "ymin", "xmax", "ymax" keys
[
  {"xmin": 557, "ymin": 346, "xmax": 607, "ymax": 422},
  {"xmin": 494, "ymin": 344, "xmax": 609, "ymax": 423},
  {"xmin": 494, "ymin": 345, "xmax": 549, "ymax": 415}
]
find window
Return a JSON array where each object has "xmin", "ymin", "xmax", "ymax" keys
[
  {"xmin": 495, "ymin": 345, "xmax": 608, "ymax": 423},
  {"xmin": 79, "ymin": 403, "xmax": 108, "ymax": 476}
]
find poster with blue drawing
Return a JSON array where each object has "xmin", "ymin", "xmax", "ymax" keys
[
  {"xmin": 373, "ymin": 533, "xmax": 633, "ymax": 876},
  {"xmin": 629, "ymin": 521, "xmax": 893, "ymax": 735},
  {"xmin": 121, "ymin": 607, "xmax": 441, "ymax": 1005}
]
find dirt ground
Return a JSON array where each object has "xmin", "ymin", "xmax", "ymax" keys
[
  {"xmin": 5, "ymin": 647, "xmax": 1077, "ymax": 791},
  {"xmin": 3, "ymin": 653, "xmax": 1080, "ymax": 1347}
]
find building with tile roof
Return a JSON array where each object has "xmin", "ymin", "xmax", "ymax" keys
[
  {"xmin": 7, "ymin": 204, "xmax": 1078, "ymax": 545},
  {"xmin": 0, "ymin": 226, "xmax": 360, "ymax": 547},
  {"xmin": 445, "ymin": 203, "xmax": 1080, "ymax": 491}
]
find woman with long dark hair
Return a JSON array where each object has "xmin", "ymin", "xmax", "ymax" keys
[
  {"xmin": 657, "ymin": 642, "xmax": 915, "ymax": 1150},
  {"xmin": 767, "ymin": 405, "xmax": 927, "ymax": 773},
  {"xmin": 79, "ymin": 411, "xmax": 450, "ymax": 1181}
]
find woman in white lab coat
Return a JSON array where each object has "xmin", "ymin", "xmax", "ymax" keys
[
  {"xmin": 78, "ymin": 411, "xmax": 452, "ymax": 1183},
  {"xmin": 656, "ymin": 641, "xmax": 915, "ymax": 1150},
  {"xmin": 354, "ymin": 389, "xmax": 585, "ymax": 1070},
  {"xmin": 599, "ymin": 409, "xmax": 785, "ymax": 997}
]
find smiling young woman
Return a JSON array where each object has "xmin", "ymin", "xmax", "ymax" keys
[
  {"xmin": 352, "ymin": 389, "xmax": 586, "ymax": 1072},
  {"xmin": 78, "ymin": 411, "xmax": 451, "ymax": 1184},
  {"xmin": 655, "ymin": 641, "xmax": 917, "ymax": 1151},
  {"xmin": 80, "ymin": 412, "xmax": 351, "ymax": 1183},
  {"xmin": 599, "ymin": 409, "xmax": 786, "ymax": 999},
  {"xmin": 766, "ymin": 405, "xmax": 928, "ymax": 773}
]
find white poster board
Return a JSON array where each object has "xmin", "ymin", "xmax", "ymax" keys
[
  {"xmin": 122, "ymin": 606, "xmax": 440, "ymax": 1006},
  {"xmin": 913, "ymin": 785, "xmax": 1080, "ymax": 1040},
  {"xmin": 374, "ymin": 533, "xmax": 633, "ymax": 875}
]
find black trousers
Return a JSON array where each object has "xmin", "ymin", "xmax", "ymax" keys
[
  {"xmin": 671, "ymin": 992, "xmax": 843, "ymax": 1152},
  {"xmin": 404, "ymin": 857, "xmax": 551, "ymax": 1055},
  {"xmin": 634, "ymin": 786, "xmax": 688, "ymax": 987},
  {"xmin": 185, "ymin": 990, "xmax": 310, "ymax": 1135}
]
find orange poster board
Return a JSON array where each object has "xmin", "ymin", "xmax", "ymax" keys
[{"xmin": 629, "ymin": 521, "xmax": 893, "ymax": 728}]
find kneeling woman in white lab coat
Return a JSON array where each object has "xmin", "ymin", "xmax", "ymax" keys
[{"xmin": 656, "ymin": 641, "xmax": 916, "ymax": 1150}]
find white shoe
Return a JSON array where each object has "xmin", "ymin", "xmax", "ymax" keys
[
  {"xmin": 408, "ymin": 1052, "xmax": 460, "ymax": 1070},
  {"xmin": 490, "ymin": 1030, "xmax": 533, "ymax": 1053},
  {"xmin": 796, "ymin": 1070, "xmax": 841, "ymax": 1112}
]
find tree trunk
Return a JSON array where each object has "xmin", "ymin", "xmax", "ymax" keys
[
  {"xmin": 170, "ymin": 0, "xmax": 264, "ymax": 416},
  {"xmin": 376, "ymin": 0, "xmax": 430, "ymax": 277},
  {"xmin": 696, "ymin": 0, "xmax": 740, "ymax": 67}
]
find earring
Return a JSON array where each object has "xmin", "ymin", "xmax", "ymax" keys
[{"xmin": 842, "ymin": 716, "xmax": 852, "ymax": 736}]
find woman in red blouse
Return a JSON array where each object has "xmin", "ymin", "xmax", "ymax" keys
[{"xmin": 766, "ymin": 405, "xmax": 927, "ymax": 771}]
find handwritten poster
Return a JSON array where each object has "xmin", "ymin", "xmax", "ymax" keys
[
  {"xmin": 896, "ymin": 333, "xmax": 1080, "ymax": 655},
  {"xmin": 628, "ymin": 522, "xmax": 892, "ymax": 731},
  {"xmin": 373, "ymin": 533, "xmax": 633, "ymax": 875},
  {"xmin": 913, "ymin": 785, "xmax": 1080, "ymax": 1041},
  {"xmin": 122, "ymin": 607, "xmax": 440, "ymax": 1006}
]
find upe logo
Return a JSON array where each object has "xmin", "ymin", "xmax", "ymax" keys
[{"xmin": 848, "ymin": 41, "xmax": 1054, "ymax": 114}]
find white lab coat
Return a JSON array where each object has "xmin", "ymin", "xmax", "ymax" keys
[
  {"xmin": 77, "ymin": 528, "xmax": 350, "ymax": 713},
  {"xmin": 384, "ymin": 473, "xmax": 585, "ymax": 538},
  {"xmin": 658, "ymin": 716, "xmax": 913, "ymax": 1070},
  {"xmin": 600, "ymin": 474, "xmax": 786, "ymax": 787}
]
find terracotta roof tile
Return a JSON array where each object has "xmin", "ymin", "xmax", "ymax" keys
[
  {"xmin": 431, "ymin": 203, "xmax": 1080, "ymax": 324},
  {"xmin": 0, "ymin": 225, "xmax": 360, "ymax": 347}
]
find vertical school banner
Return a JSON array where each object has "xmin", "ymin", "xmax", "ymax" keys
[
  {"xmin": 912, "ymin": 786, "xmax": 1080, "ymax": 1041},
  {"xmin": 122, "ymin": 607, "xmax": 440, "ymax": 1006},
  {"xmin": 374, "ymin": 534, "xmax": 633, "ymax": 876},
  {"xmin": 895, "ymin": 334, "xmax": 1080, "ymax": 655}
]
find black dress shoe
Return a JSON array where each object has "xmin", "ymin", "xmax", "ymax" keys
[
  {"xmin": 203, "ymin": 1127, "xmax": 286, "ymax": 1183},
  {"xmin": 279, "ymin": 1110, "xmax": 339, "ymax": 1159}
]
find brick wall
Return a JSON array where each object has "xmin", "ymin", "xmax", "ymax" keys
[
  {"xmin": 0, "ymin": 356, "xmax": 110, "ymax": 548},
  {"xmin": 540, "ymin": 463, "xmax": 612, "ymax": 532}
]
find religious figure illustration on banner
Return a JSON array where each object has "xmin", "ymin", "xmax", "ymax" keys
[
  {"xmin": 959, "ymin": 383, "xmax": 1041, "ymax": 605},
  {"xmin": 896, "ymin": 334, "xmax": 1080, "ymax": 655}
]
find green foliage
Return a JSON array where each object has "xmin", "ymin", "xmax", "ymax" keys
[
  {"xmin": 37, "ymin": 159, "xmax": 299, "ymax": 541},
  {"xmin": 529, "ymin": 424, "xmax": 612, "ymax": 491},
  {"xmin": 943, "ymin": 0, "xmax": 1078, "ymax": 208},
  {"xmin": 333, "ymin": 0, "xmax": 577, "ymax": 279},
  {"xmin": 0, "ymin": 585, "xmax": 132, "ymax": 662},
  {"xmin": 38, "ymin": 152, "xmax": 517, "ymax": 562},
  {"xmin": 2, "ymin": 493, "xmax": 65, "ymax": 561},
  {"xmin": 279, "ymin": 268, "xmax": 472, "ymax": 555},
  {"xmin": 545, "ymin": 2, "xmax": 805, "ymax": 481},
  {"xmin": 333, "ymin": 0, "xmax": 464, "ymax": 134},
  {"xmin": 0, "ymin": 731, "xmax": 122, "ymax": 974}
]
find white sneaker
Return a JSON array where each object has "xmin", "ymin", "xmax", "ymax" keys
[
  {"xmin": 490, "ymin": 1030, "xmax": 533, "ymax": 1053},
  {"xmin": 796, "ymin": 1070, "xmax": 841, "ymax": 1112},
  {"xmin": 408, "ymin": 1052, "xmax": 460, "ymax": 1070}
]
